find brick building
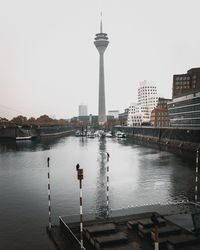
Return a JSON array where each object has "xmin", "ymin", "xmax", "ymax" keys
[
  {"xmin": 150, "ymin": 98, "xmax": 171, "ymax": 127},
  {"xmin": 173, "ymin": 68, "xmax": 200, "ymax": 97}
]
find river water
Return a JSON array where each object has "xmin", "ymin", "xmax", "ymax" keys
[{"xmin": 0, "ymin": 136, "xmax": 197, "ymax": 249}]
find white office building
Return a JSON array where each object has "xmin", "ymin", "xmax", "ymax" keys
[
  {"xmin": 127, "ymin": 81, "xmax": 158, "ymax": 126},
  {"xmin": 127, "ymin": 103, "xmax": 149, "ymax": 126}
]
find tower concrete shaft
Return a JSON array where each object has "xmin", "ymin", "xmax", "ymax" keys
[{"xmin": 94, "ymin": 19, "xmax": 109, "ymax": 126}]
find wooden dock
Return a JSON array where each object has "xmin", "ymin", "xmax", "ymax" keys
[{"xmin": 48, "ymin": 202, "xmax": 200, "ymax": 250}]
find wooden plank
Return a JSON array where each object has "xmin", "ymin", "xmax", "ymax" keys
[
  {"xmin": 137, "ymin": 217, "xmax": 166, "ymax": 229},
  {"xmin": 166, "ymin": 234, "xmax": 198, "ymax": 249},
  {"xmin": 94, "ymin": 232, "xmax": 128, "ymax": 249},
  {"xmin": 84, "ymin": 223, "xmax": 116, "ymax": 235},
  {"xmin": 127, "ymin": 220, "xmax": 138, "ymax": 230},
  {"xmin": 84, "ymin": 223, "xmax": 116, "ymax": 241},
  {"xmin": 151, "ymin": 236, "xmax": 170, "ymax": 248},
  {"xmin": 102, "ymin": 242, "xmax": 141, "ymax": 250},
  {"xmin": 138, "ymin": 227, "xmax": 152, "ymax": 239},
  {"xmin": 151, "ymin": 224, "xmax": 182, "ymax": 239}
]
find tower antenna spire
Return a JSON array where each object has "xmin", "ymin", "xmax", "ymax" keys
[{"xmin": 100, "ymin": 12, "xmax": 103, "ymax": 33}]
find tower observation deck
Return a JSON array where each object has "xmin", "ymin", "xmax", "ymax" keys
[{"xmin": 94, "ymin": 17, "xmax": 109, "ymax": 126}]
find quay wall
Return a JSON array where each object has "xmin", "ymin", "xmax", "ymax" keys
[
  {"xmin": 0, "ymin": 127, "xmax": 16, "ymax": 138},
  {"xmin": 38, "ymin": 129, "xmax": 76, "ymax": 138},
  {"xmin": 122, "ymin": 127, "xmax": 200, "ymax": 151},
  {"xmin": 0, "ymin": 126, "xmax": 75, "ymax": 139}
]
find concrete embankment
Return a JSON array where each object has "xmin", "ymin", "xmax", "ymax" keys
[
  {"xmin": 0, "ymin": 126, "xmax": 76, "ymax": 139},
  {"xmin": 39, "ymin": 129, "xmax": 76, "ymax": 138},
  {"xmin": 123, "ymin": 127, "xmax": 200, "ymax": 151},
  {"xmin": 0, "ymin": 127, "xmax": 17, "ymax": 139}
]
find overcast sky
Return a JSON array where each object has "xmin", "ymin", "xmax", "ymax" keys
[{"xmin": 0, "ymin": 0, "xmax": 200, "ymax": 119}]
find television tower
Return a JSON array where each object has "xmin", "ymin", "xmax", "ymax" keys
[{"xmin": 94, "ymin": 14, "xmax": 109, "ymax": 126}]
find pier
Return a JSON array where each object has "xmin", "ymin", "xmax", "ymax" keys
[{"xmin": 48, "ymin": 202, "xmax": 200, "ymax": 250}]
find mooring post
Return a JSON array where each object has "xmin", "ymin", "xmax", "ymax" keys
[
  {"xmin": 195, "ymin": 149, "xmax": 199, "ymax": 203},
  {"xmin": 155, "ymin": 225, "xmax": 159, "ymax": 250},
  {"xmin": 76, "ymin": 164, "xmax": 84, "ymax": 250},
  {"xmin": 151, "ymin": 214, "xmax": 159, "ymax": 250},
  {"xmin": 47, "ymin": 157, "xmax": 52, "ymax": 231},
  {"xmin": 106, "ymin": 152, "xmax": 110, "ymax": 218}
]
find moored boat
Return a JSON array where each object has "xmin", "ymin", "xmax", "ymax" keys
[
  {"xmin": 75, "ymin": 130, "xmax": 81, "ymax": 136},
  {"xmin": 116, "ymin": 131, "xmax": 126, "ymax": 138},
  {"xmin": 16, "ymin": 136, "xmax": 33, "ymax": 140},
  {"xmin": 105, "ymin": 131, "xmax": 113, "ymax": 137}
]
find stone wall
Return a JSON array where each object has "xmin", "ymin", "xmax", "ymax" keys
[
  {"xmin": 122, "ymin": 127, "xmax": 200, "ymax": 151},
  {"xmin": 0, "ymin": 126, "xmax": 75, "ymax": 139}
]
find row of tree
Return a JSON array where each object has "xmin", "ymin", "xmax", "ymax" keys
[
  {"xmin": 0, "ymin": 115, "xmax": 69, "ymax": 127},
  {"xmin": 0, "ymin": 115, "xmax": 126, "ymax": 128}
]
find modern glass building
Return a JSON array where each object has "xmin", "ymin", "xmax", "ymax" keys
[{"xmin": 168, "ymin": 89, "xmax": 200, "ymax": 127}]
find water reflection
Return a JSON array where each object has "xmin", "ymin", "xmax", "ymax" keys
[
  {"xmin": 169, "ymin": 156, "xmax": 195, "ymax": 202},
  {"xmin": 79, "ymin": 136, "xmax": 88, "ymax": 147},
  {"xmin": 0, "ymin": 137, "xmax": 66, "ymax": 152},
  {"xmin": 96, "ymin": 138, "xmax": 107, "ymax": 217}
]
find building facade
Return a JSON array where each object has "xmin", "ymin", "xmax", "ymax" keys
[
  {"xmin": 127, "ymin": 103, "xmax": 149, "ymax": 126},
  {"xmin": 78, "ymin": 105, "xmax": 88, "ymax": 116},
  {"xmin": 168, "ymin": 89, "xmax": 200, "ymax": 127},
  {"xmin": 119, "ymin": 108, "xmax": 129, "ymax": 125},
  {"xmin": 108, "ymin": 110, "xmax": 119, "ymax": 119},
  {"xmin": 72, "ymin": 115, "xmax": 115, "ymax": 124},
  {"xmin": 169, "ymin": 67, "xmax": 200, "ymax": 127},
  {"xmin": 172, "ymin": 68, "xmax": 200, "ymax": 97},
  {"xmin": 127, "ymin": 81, "xmax": 158, "ymax": 126},
  {"xmin": 138, "ymin": 80, "xmax": 158, "ymax": 108},
  {"xmin": 150, "ymin": 98, "xmax": 171, "ymax": 127}
]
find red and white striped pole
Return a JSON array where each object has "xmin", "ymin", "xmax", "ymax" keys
[
  {"xmin": 151, "ymin": 214, "xmax": 159, "ymax": 250},
  {"xmin": 76, "ymin": 164, "xmax": 84, "ymax": 250},
  {"xmin": 106, "ymin": 152, "xmax": 110, "ymax": 218},
  {"xmin": 47, "ymin": 157, "xmax": 52, "ymax": 231},
  {"xmin": 195, "ymin": 150, "xmax": 199, "ymax": 203},
  {"xmin": 155, "ymin": 225, "xmax": 159, "ymax": 250}
]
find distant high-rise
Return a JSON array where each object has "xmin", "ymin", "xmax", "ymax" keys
[
  {"xmin": 78, "ymin": 105, "xmax": 88, "ymax": 116},
  {"xmin": 94, "ymin": 15, "xmax": 109, "ymax": 125}
]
